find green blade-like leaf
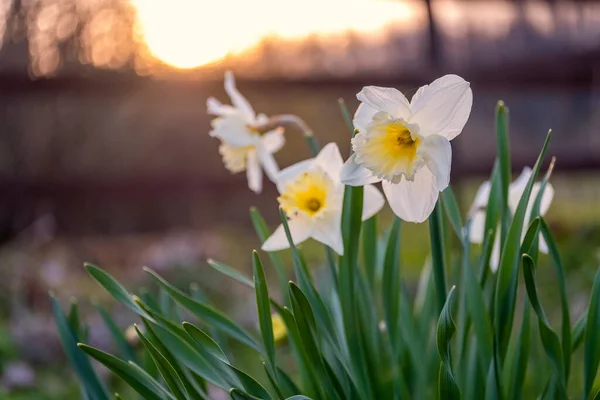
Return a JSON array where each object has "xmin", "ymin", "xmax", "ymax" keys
[
  {"xmin": 208, "ymin": 258, "xmax": 254, "ymax": 289},
  {"xmin": 144, "ymin": 267, "xmax": 262, "ymax": 354},
  {"xmin": 503, "ymin": 298, "xmax": 530, "ymax": 400},
  {"xmin": 436, "ymin": 286, "xmax": 460, "ymax": 400},
  {"xmin": 51, "ymin": 296, "xmax": 111, "ymax": 400},
  {"xmin": 253, "ymin": 251, "xmax": 276, "ymax": 373},
  {"xmin": 521, "ymin": 254, "xmax": 566, "ymax": 395},
  {"xmin": 572, "ymin": 312, "xmax": 587, "ymax": 352},
  {"xmin": 250, "ymin": 207, "xmax": 289, "ymax": 297},
  {"xmin": 182, "ymin": 322, "xmax": 229, "ymax": 363},
  {"xmin": 228, "ymin": 364, "xmax": 273, "ymax": 400},
  {"xmin": 382, "ymin": 216, "xmax": 401, "ymax": 349},
  {"xmin": 441, "ymin": 187, "xmax": 463, "ymax": 243},
  {"xmin": 429, "ymin": 201, "xmax": 448, "ymax": 313},
  {"xmin": 85, "ymin": 263, "xmax": 155, "ymax": 323},
  {"xmin": 230, "ymin": 388, "xmax": 262, "ymax": 400},
  {"xmin": 77, "ymin": 343, "xmax": 175, "ymax": 400},
  {"xmin": 95, "ymin": 304, "xmax": 138, "ymax": 363},
  {"xmin": 135, "ymin": 326, "xmax": 189, "ymax": 400},
  {"xmin": 494, "ymin": 129, "xmax": 552, "ymax": 361},
  {"xmin": 362, "ymin": 216, "xmax": 378, "ymax": 288},
  {"xmin": 583, "ymin": 266, "xmax": 600, "ymax": 399},
  {"xmin": 539, "ymin": 218, "xmax": 572, "ymax": 381}
]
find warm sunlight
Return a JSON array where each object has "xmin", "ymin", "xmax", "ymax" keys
[{"xmin": 131, "ymin": 0, "xmax": 416, "ymax": 69}]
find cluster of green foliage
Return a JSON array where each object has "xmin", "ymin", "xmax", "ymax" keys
[{"xmin": 53, "ymin": 101, "xmax": 600, "ymax": 399}]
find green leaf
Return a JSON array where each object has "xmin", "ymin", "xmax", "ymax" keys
[
  {"xmin": 230, "ymin": 388, "xmax": 262, "ymax": 400},
  {"xmin": 382, "ymin": 216, "xmax": 401, "ymax": 348},
  {"xmin": 584, "ymin": 266, "xmax": 600, "ymax": 399},
  {"xmin": 337, "ymin": 97, "xmax": 356, "ymax": 136},
  {"xmin": 441, "ymin": 187, "xmax": 463, "ymax": 242},
  {"xmin": 85, "ymin": 263, "xmax": 155, "ymax": 323},
  {"xmin": 495, "ymin": 101, "xmax": 511, "ymax": 215},
  {"xmin": 95, "ymin": 304, "xmax": 138, "ymax": 363},
  {"xmin": 521, "ymin": 254, "xmax": 566, "ymax": 395},
  {"xmin": 208, "ymin": 258, "xmax": 254, "ymax": 288},
  {"xmin": 228, "ymin": 364, "xmax": 273, "ymax": 400},
  {"xmin": 135, "ymin": 325, "xmax": 189, "ymax": 400},
  {"xmin": 253, "ymin": 251, "xmax": 277, "ymax": 376},
  {"xmin": 493, "ymin": 129, "xmax": 552, "ymax": 361},
  {"xmin": 539, "ymin": 218, "xmax": 572, "ymax": 381},
  {"xmin": 503, "ymin": 298, "xmax": 531, "ymax": 400},
  {"xmin": 572, "ymin": 312, "xmax": 587, "ymax": 352},
  {"xmin": 182, "ymin": 322, "xmax": 229, "ymax": 363},
  {"xmin": 144, "ymin": 267, "xmax": 262, "ymax": 353},
  {"xmin": 289, "ymin": 282, "xmax": 337, "ymax": 400},
  {"xmin": 460, "ymin": 223, "xmax": 493, "ymax": 376},
  {"xmin": 78, "ymin": 343, "xmax": 175, "ymax": 400},
  {"xmin": 250, "ymin": 207, "xmax": 289, "ymax": 297},
  {"xmin": 51, "ymin": 296, "xmax": 111, "ymax": 400},
  {"xmin": 436, "ymin": 286, "xmax": 460, "ymax": 400},
  {"xmin": 429, "ymin": 201, "xmax": 448, "ymax": 313},
  {"xmin": 361, "ymin": 216, "xmax": 378, "ymax": 288},
  {"xmin": 142, "ymin": 320, "xmax": 208, "ymax": 399}
]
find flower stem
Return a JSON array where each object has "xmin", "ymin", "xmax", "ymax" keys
[{"xmin": 429, "ymin": 200, "xmax": 448, "ymax": 313}]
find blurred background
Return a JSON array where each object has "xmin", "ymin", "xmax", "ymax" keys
[{"xmin": 0, "ymin": 0, "xmax": 599, "ymax": 398}]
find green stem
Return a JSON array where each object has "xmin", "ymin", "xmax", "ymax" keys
[{"xmin": 429, "ymin": 201, "xmax": 448, "ymax": 313}]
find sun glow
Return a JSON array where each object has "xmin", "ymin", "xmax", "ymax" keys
[{"xmin": 131, "ymin": 0, "xmax": 416, "ymax": 69}]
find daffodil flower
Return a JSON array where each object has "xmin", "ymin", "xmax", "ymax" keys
[
  {"xmin": 469, "ymin": 167, "xmax": 554, "ymax": 272},
  {"xmin": 262, "ymin": 143, "xmax": 385, "ymax": 255},
  {"xmin": 207, "ymin": 71, "xmax": 284, "ymax": 194},
  {"xmin": 340, "ymin": 75, "xmax": 472, "ymax": 223}
]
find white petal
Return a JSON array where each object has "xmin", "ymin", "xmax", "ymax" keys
[
  {"xmin": 315, "ymin": 143, "xmax": 344, "ymax": 181},
  {"xmin": 410, "ymin": 75, "xmax": 472, "ymax": 140},
  {"xmin": 262, "ymin": 219, "xmax": 312, "ymax": 252},
  {"xmin": 311, "ymin": 212, "xmax": 344, "ymax": 255},
  {"xmin": 209, "ymin": 115, "xmax": 255, "ymax": 146},
  {"xmin": 275, "ymin": 159, "xmax": 314, "ymax": 192},
  {"xmin": 419, "ymin": 134, "xmax": 452, "ymax": 191},
  {"xmin": 207, "ymin": 97, "xmax": 237, "ymax": 117},
  {"xmin": 356, "ymin": 86, "xmax": 411, "ymax": 120},
  {"xmin": 340, "ymin": 154, "xmax": 382, "ymax": 186},
  {"xmin": 246, "ymin": 151, "xmax": 262, "ymax": 194},
  {"xmin": 469, "ymin": 211, "xmax": 486, "ymax": 244},
  {"xmin": 256, "ymin": 143, "xmax": 279, "ymax": 182},
  {"xmin": 508, "ymin": 167, "xmax": 533, "ymax": 212},
  {"xmin": 469, "ymin": 181, "xmax": 491, "ymax": 215},
  {"xmin": 362, "ymin": 184, "xmax": 385, "ymax": 220},
  {"xmin": 261, "ymin": 129, "xmax": 285, "ymax": 153},
  {"xmin": 489, "ymin": 233, "xmax": 501, "ymax": 273},
  {"xmin": 353, "ymin": 102, "xmax": 378, "ymax": 133},
  {"xmin": 382, "ymin": 167, "xmax": 438, "ymax": 223},
  {"xmin": 224, "ymin": 71, "xmax": 255, "ymax": 121}
]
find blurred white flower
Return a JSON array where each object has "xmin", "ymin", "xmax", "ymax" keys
[
  {"xmin": 262, "ymin": 143, "xmax": 384, "ymax": 255},
  {"xmin": 469, "ymin": 166, "xmax": 555, "ymax": 272},
  {"xmin": 207, "ymin": 71, "xmax": 284, "ymax": 194},
  {"xmin": 340, "ymin": 75, "xmax": 472, "ymax": 223}
]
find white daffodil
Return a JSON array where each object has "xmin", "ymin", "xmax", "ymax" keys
[
  {"xmin": 262, "ymin": 143, "xmax": 385, "ymax": 255},
  {"xmin": 340, "ymin": 75, "xmax": 472, "ymax": 223},
  {"xmin": 469, "ymin": 167, "xmax": 555, "ymax": 272},
  {"xmin": 207, "ymin": 71, "xmax": 284, "ymax": 194}
]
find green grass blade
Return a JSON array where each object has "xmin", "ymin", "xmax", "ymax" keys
[
  {"xmin": 539, "ymin": 218, "xmax": 572, "ymax": 381},
  {"xmin": 429, "ymin": 202, "xmax": 448, "ymax": 313},
  {"xmin": 521, "ymin": 254, "xmax": 566, "ymax": 395},
  {"xmin": 493, "ymin": 129, "xmax": 552, "ymax": 362},
  {"xmin": 572, "ymin": 312, "xmax": 587, "ymax": 352},
  {"xmin": 250, "ymin": 207, "xmax": 289, "ymax": 298},
  {"xmin": 182, "ymin": 322, "xmax": 229, "ymax": 364},
  {"xmin": 495, "ymin": 101, "xmax": 511, "ymax": 220},
  {"xmin": 436, "ymin": 286, "xmax": 460, "ymax": 399},
  {"xmin": 135, "ymin": 325, "xmax": 189, "ymax": 400},
  {"xmin": 362, "ymin": 216, "xmax": 378, "ymax": 288},
  {"xmin": 85, "ymin": 263, "xmax": 155, "ymax": 323},
  {"xmin": 583, "ymin": 266, "xmax": 600, "ymax": 399},
  {"xmin": 144, "ymin": 267, "xmax": 263, "ymax": 354},
  {"xmin": 382, "ymin": 216, "xmax": 402, "ymax": 349},
  {"xmin": 230, "ymin": 388, "xmax": 262, "ymax": 400},
  {"xmin": 338, "ymin": 97, "xmax": 355, "ymax": 136},
  {"xmin": 228, "ymin": 364, "xmax": 274, "ymax": 400},
  {"xmin": 208, "ymin": 258, "xmax": 255, "ymax": 288},
  {"xmin": 77, "ymin": 343, "xmax": 175, "ymax": 400},
  {"xmin": 95, "ymin": 304, "xmax": 138, "ymax": 363},
  {"xmin": 51, "ymin": 296, "xmax": 111, "ymax": 400},
  {"xmin": 252, "ymin": 251, "xmax": 277, "ymax": 376},
  {"xmin": 441, "ymin": 187, "xmax": 463, "ymax": 243}
]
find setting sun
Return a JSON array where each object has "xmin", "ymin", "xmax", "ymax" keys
[{"xmin": 131, "ymin": 0, "xmax": 417, "ymax": 69}]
